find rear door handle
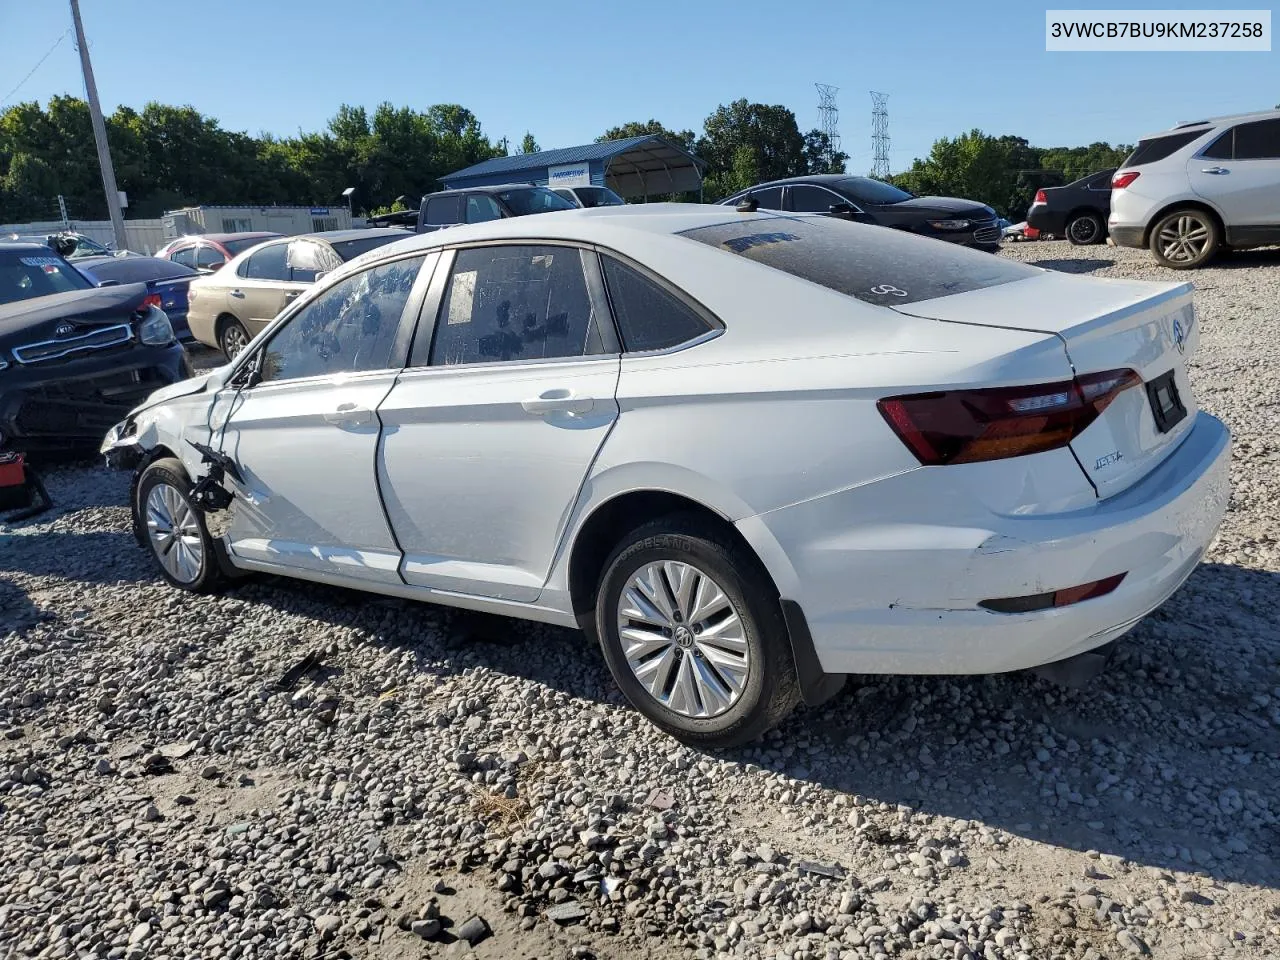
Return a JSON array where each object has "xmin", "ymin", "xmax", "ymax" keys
[
  {"xmin": 284, "ymin": 290, "xmax": 301, "ymax": 303},
  {"xmin": 323, "ymin": 402, "xmax": 373, "ymax": 425},
  {"xmin": 1200, "ymin": 167, "xmax": 1229, "ymax": 174},
  {"xmin": 230, "ymin": 289, "xmax": 245, "ymax": 298},
  {"xmin": 521, "ymin": 389, "xmax": 595, "ymax": 416}
]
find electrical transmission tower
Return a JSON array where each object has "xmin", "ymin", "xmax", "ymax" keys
[
  {"xmin": 815, "ymin": 83, "xmax": 841, "ymax": 172},
  {"xmin": 870, "ymin": 91, "xmax": 890, "ymax": 179}
]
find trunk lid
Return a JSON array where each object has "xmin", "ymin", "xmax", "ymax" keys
[{"xmin": 895, "ymin": 271, "xmax": 1199, "ymax": 498}]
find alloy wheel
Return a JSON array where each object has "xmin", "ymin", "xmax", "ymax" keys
[
  {"xmin": 1068, "ymin": 216, "xmax": 1099, "ymax": 244},
  {"xmin": 145, "ymin": 482, "xmax": 204, "ymax": 583},
  {"xmin": 222, "ymin": 324, "xmax": 249, "ymax": 359},
  {"xmin": 1156, "ymin": 215, "xmax": 1210, "ymax": 264},
  {"xmin": 615, "ymin": 560, "xmax": 750, "ymax": 719}
]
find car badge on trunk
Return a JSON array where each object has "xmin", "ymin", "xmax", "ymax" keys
[
  {"xmin": 1172, "ymin": 316, "xmax": 1185, "ymax": 354},
  {"xmin": 55, "ymin": 322, "xmax": 75, "ymax": 337}
]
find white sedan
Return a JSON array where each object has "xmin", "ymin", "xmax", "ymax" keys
[{"xmin": 102, "ymin": 205, "xmax": 1230, "ymax": 747}]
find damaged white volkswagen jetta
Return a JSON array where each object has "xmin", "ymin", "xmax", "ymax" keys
[{"xmin": 103, "ymin": 205, "xmax": 1230, "ymax": 748}]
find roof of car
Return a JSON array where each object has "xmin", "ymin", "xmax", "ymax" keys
[
  {"xmin": 427, "ymin": 183, "xmax": 548, "ymax": 197},
  {"xmin": 169, "ymin": 232, "xmax": 282, "ymax": 244},
  {"xmin": 0, "ymin": 239, "xmax": 58, "ymax": 253},
  {"xmin": 1139, "ymin": 106, "xmax": 1280, "ymax": 140},
  {"xmin": 305, "ymin": 228, "xmax": 412, "ymax": 243}
]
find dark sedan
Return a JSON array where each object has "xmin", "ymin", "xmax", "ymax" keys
[
  {"xmin": 719, "ymin": 175, "xmax": 1002, "ymax": 250},
  {"xmin": 1026, "ymin": 169, "xmax": 1115, "ymax": 245},
  {"xmin": 75, "ymin": 255, "xmax": 200, "ymax": 341},
  {"xmin": 0, "ymin": 241, "xmax": 190, "ymax": 456}
]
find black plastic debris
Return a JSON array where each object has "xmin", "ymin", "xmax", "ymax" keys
[{"xmin": 277, "ymin": 650, "xmax": 325, "ymax": 691}]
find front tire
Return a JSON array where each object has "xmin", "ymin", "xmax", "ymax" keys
[
  {"xmin": 1066, "ymin": 211, "xmax": 1105, "ymax": 246},
  {"xmin": 1149, "ymin": 208, "xmax": 1220, "ymax": 269},
  {"xmin": 135, "ymin": 458, "xmax": 224, "ymax": 592},
  {"xmin": 594, "ymin": 515, "xmax": 799, "ymax": 748}
]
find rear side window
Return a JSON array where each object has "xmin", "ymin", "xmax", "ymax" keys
[
  {"xmin": 1122, "ymin": 130, "xmax": 1204, "ymax": 166},
  {"xmin": 678, "ymin": 216, "xmax": 1037, "ymax": 306},
  {"xmin": 423, "ymin": 245, "xmax": 603, "ymax": 366},
  {"xmin": 1200, "ymin": 130, "xmax": 1234, "ymax": 160},
  {"xmin": 426, "ymin": 194, "xmax": 463, "ymax": 225},
  {"xmin": 1232, "ymin": 118, "xmax": 1280, "ymax": 160},
  {"xmin": 601, "ymin": 256, "xmax": 714, "ymax": 352}
]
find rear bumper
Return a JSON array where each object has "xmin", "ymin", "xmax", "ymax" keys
[
  {"xmin": 0, "ymin": 342, "xmax": 191, "ymax": 455},
  {"xmin": 743, "ymin": 411, "xmax": 1230, "ymax": 675},
  {"xmin": 1026, "ymin": 206, "xmax": 1066, "ymax": 234},
  {"xmin": 1109, "ymin": 225, "xmax": 1145, "ymax": 248}
]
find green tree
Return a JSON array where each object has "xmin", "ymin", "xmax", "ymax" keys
[
  {"xmin": 598, "ymin": 119, "xmax": 698, "ymax": 154},
  {"xmin": 697, "ymin": 100, "xmax": 807, "ymax": 199},
  {"xmin": 802, "ymin": 130, "xmax": 849, "ymax": 175},
  {"xmin": 519, "ymin": 132, "xmax": 539, "ymax": 154}
]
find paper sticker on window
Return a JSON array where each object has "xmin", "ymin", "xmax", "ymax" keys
[
  {"xmin": 448, "ymin": 270, "xmax": 477, "ymax": 324},
  {"xmin": 19, "ymin": 257, "xmax": 62, "ymax": 267},
  {"xmin": 532, "ymin": 254, "xmax": 554, "ymax": 268}
]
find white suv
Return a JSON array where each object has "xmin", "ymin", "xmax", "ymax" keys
[{"xmin": 1109, "ymin": 108, "xmax": 1280, "ymax": 269}]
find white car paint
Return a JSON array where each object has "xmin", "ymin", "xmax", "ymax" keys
[{"xmin": 106, "ymin": 204, "xmax": 1230, "ymax": 684}]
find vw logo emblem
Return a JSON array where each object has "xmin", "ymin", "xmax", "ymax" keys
[
  {"xmin": 1172, "ymin": 316, "xmax": 1185, "ymax": 354},
  {"xmin": 55, "ymin": 322, "xmax": 75, "ymax": 337}
]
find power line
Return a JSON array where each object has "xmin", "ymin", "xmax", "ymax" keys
[
  {"xmin": 0, "ymin": 29, "xmax": 71, "ymax": 108},
  {"xmin": 870, "ymin": 91, "xmax": 890, "ymax": 179},
  {"xmin": 815, "ymin": 83, "xmax": 841, "ymax": 172}
]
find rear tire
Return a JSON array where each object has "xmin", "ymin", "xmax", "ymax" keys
[
  {"xmin": 594, "ymin": 515, "xmax": 799, "ymax": 748},
  {"xmin": 1066, "ymin": 211, "xmax": 1105, "ymax": 246},
  {"xmin": 135, "ymin": 458, "xmax": 225, "ymax": 593},
  {"xmin": 218, "ymin": 317, "xmax": 251, "ymax": 361},
  {"xmin": 1149, "ymin": 208, "xmax": 1220, "ymax": 269}
]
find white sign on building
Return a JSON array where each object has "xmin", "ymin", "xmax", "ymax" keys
[{"xmin": 547, "ymin": 163, "xmax": 591, "ymax": 188}]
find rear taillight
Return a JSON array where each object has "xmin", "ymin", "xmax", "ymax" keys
[
  {"xmin": 1112, "ymin": 171, "xmax": 1140, "ymax": 190},
  {"xmin": 877, "ymin": 369, "xmax": 1142, "ymax": 466},
  {"xmin": 1033, "ymin": 189, "xmax": 1047, "ymax": 204},
  {"xmin": 142, "ymin": 293, "xmax": 162, "ymax": 310}
]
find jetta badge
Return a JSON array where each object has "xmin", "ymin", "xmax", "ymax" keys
[
  {"xmin": 1172, "ymin": 315, "xmax": 1185, "ymax": 354},
  {"xmin": 55, "ymin": 322, "xmax": 75, "ymax": 337}
]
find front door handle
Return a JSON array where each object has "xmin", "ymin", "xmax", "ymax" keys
[
  {"xmin": 323, "ymin": 402, "xmax": 373, "ymax": 425},
  {"xmin": 521, "ymin": 389, "xmax": 595, "ymax": 416},
  {"xmin": 1200, "ymin": 166, "xmax": 1229, "ymax": 175},
  {"xmin": 229, "ymin": 289, "xmax": 246, "ymax": 298}
]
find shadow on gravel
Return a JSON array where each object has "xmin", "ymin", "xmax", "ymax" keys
[
  {"xmin": 1028, "ymin": 257, "xmax": 1116, "ymax": 274},
  {"xmin": 0, "ymin": 530, "xmax": 152, "ymax": 585},
  {"xmin": 219, "ymin": 557, "xmax": 1280, "ymax": 892}
]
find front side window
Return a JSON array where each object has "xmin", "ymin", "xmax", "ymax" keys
[
  {"xmin": 259, "ymin": 256, "xmax": 425, "ymax": 382},
  {"xmin": 242, "ymin": 243, "xmax": 289, "ymax": 281},
  {"xmin": 426, "ymin": 194, "xmax": 463, "ymax": 225},
  {"xmin": 601, "ymin": 256, "xmax": 713, "ymax": 352},
  {"xmin": 789, "ymin": 184, "xmax": 847, "ymax": 213},
  {"xmin": 422, "ymin": 245, "xmax": 601, "ymax": 367},
  {"xmin": 747, "ymin": 186, "xmax": 784, "ymax": 209},
  {"xmin": 170, "ymin": 246, "xmax": 197, "ymax": 268},
  {"xmin": 465, "ymin": 195, "xmax": 503, "ymax": 223},
  {"xmin": 1231, "ymin": 118, "xmax": 1280, "ymax": 160}
]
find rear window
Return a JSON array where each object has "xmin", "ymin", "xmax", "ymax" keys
[
  {"xmin": 1122, "ymin": 130, "xmax": 1205, "ymax": 167},
  {"xmin": 222, "ymin": 236, "xmax": 277, "ymax": 256},
  {"xmin": 497, "ymin": 187, "xmax": 576, "ymax": 216},
  {"xmin": 677, "ymin": 216, "xmax": 1037, "ymax": 306},
  {"xmin": 81, "ymin": 257, "xmax": 198, "ymax": 284},
  {"xmin": 0, "ymin": 250, "xmax": 93, "ymax": 304},
  {"xmin": 330, "ymin": 234, "xmax": 406, "ymax": 262}
]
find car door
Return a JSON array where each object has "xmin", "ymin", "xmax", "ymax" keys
[
  {"xmin": 232, "ymin": 241, "xmax": 297, "ymax": 334},
  {"xmin": 1190, "ymin": 118, "xmax": 1280, "ymax": 232},
  {"xmin": 376, "ymin": 243, "xmax": 621, "ymax": 602},
  {"xmin": 209, "ymin": 253, "xmax": 434, "ymax": 585}
]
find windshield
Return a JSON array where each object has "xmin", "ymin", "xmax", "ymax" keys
[
  {"xmin": 330, "ymin": 234, "xmax": 408, "ymax": 261},
  {"xmin": 62, "ymin": 235, "xmax": 112, "ymax": 258},
  {"xmin": 838, "ymin": 177, "xmax": 914, "ymax": 205},
  {"xmin": 498, "ymin": 187, "xmax": 576, "ymax": 216},
  {"xmin": 0, "ymin": 250, "xmax": 94, "ymax": 305},
  {"xmin": 222, "ymin": 235, "xmax": 279, "ymax": 255},
  {"xmin": 678, "ymin": 215, "xmax": 1036, "ymax": 306},
  {"xmin": 577, "ymin": 187, "xmax": 625, "ymax": 208}
]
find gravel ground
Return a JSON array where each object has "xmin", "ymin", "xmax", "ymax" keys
[{"xmin": 2, "ymin": 241, "xmax": 1278, "ymax": 960}]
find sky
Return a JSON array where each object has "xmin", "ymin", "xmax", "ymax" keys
[{"xmin": 0, "ymin": 0, "xmax": 1274, "ymax": 172}]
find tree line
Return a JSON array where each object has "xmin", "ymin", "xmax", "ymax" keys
[{"xmin": 0, "ymin": 94, "xmax": 1128, "ymax": 223}]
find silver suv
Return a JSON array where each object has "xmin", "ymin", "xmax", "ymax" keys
[{"xmin": 1108, "ymin": 108, "xmax": 1280, "ymax": 269}]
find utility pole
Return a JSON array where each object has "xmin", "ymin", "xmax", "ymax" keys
[{"xmin": 70, "ymin": 0, "xmax": 126, "ymax": 250}]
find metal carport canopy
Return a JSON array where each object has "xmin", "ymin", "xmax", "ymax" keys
[{"xmin": 602, "ymin": 137, "xmax": 704, "ymax": 198}]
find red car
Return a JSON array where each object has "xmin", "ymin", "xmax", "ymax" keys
[{"xmin": 154, "ymin": 233, "xmax": 281, "ymax": 273}]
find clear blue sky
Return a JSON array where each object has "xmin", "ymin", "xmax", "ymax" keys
[{"xmin": 0, "ymin": 0, "xmax": 1273, "ymax": 172}]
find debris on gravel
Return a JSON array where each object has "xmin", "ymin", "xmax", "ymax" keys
[{"xmin": 2, "ymin": 247, "xmax": 1279, "ymax": 959}]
